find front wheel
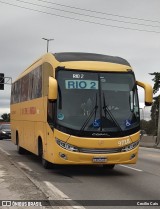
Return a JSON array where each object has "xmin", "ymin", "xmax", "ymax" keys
[
  {"xmin": 38, "ymin": 140, "xmax": 50, "ymax": 169},
  {"xmin": 42, "ymin": 157, "xmax": 50, "ymax": 169}
]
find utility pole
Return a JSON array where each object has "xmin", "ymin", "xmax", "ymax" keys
[{"xmin": 42, "ymin": 38, "xmax": 54, "ymax": 53}]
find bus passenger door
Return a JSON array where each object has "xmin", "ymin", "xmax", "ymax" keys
[{"xmin": 46, "ymin": 100, "xmax": 56, "ymax": 162}]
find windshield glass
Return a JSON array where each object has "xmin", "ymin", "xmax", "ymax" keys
[
  {"xmin": 56, "ymin": 70, "xmax": 140, "ymax": 137},
  {"xmin": 1, "ymin": 124, "xmax": 10, "ymax": 129}
]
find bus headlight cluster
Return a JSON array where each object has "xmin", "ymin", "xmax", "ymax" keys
[
  {"xmin": 121, "ymin": 140, "xmax": 139, "ymax": 152},
  {"xmin": 56, "ymin": 139, "xmax": 79, "ymax": 152}
]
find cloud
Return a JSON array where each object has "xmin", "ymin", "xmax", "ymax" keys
[{"xmin": 0, "ymin": 0, "xmax": 159, "ymax": 119}]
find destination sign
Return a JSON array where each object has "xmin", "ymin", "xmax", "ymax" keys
[{"xmin": 65, "ymin": 80, "xmax": 98, "ymax": 89}]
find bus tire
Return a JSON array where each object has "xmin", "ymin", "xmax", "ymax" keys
[
  {"xmin": 103, "ymin": 164, "xmax": 115, "ymax": 169},
  {"xmin": 16, "ymin": 132, "xmax": 25, "ymax": 154},
  {"xmin": 42, "ymin": 157, "xmax": 50, "ymax": 169},
  {"xmin": 38, "ymin": 138, "xmax": 50, "ymax": 169}
]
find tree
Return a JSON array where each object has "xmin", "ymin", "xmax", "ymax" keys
[
  {"xmin": 150, "ymin": 72, "xmax": 160, "ymax": 94},
  {"xmin": 150, "ymin": 72, "xmax": 160, "ymax": 136},
  {"xmin": 140, "ymin": 119, "xmax": 156, "ymax": 135},
  {"xmin": 1, "ymin": 113, "xmax": 10, "ymax": 122}
]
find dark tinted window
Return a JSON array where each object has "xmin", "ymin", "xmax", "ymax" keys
[
  {"xmin": 30, "ymin": 66, "xmax": 42, "ymax": 99},
  {"xmin": 11, "ymin": 66, "xmax": 42, "ymax": 104},
  {"xmin": 11, "ymin": 80, "xmax": 21, "ymax": 104},
  {"xmin": 21, "ymin": 74, "xmax": 29, "ymax": 102},
  {"xmin": 54, "ymin": 52, "xmax": 131, "ymax": 66}
]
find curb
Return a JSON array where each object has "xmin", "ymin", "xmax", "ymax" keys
[
  {"xmin": 0, "ymin": 149, "xmax": 55, "ymax": 209},
  {"xmin": 0, "ymin": 148, "xmax": 75, "ymax": 209}
]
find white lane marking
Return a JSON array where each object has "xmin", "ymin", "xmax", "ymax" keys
[
  {"xmin": 0, "ymin": 147, "xmax": 11, "ymax": 155},
  {"xmin": 17, "ymin": 162, "xmax": 33, "ymax": 172},
  {"xmin": 44, "ymin": 181, "xmax": 85, "ymax": 209},
  {"xmin": 0, "ymin": 165, "xmax": 7, "ymax": 177},
  {"xmin": 44, "ymin": 181, "xmax": 69, "ymax": 199},
  {"xmin": 119, "ymin": 165, "xmax": 143, "ymax": 172},
  {"xmin": 0, "ymin": 170, "xmax": 7, "ymax": 177}
]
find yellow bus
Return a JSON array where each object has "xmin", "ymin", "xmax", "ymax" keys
[{"xmin": 11, "ymin": 52, "xmax": 153, "ymax": 169}]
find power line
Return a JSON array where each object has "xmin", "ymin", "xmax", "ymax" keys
[
  {"xmin": 35, "ymin": 0, "xmax": 160, "ymax": 24},
  {"xmin": 0, "ymin": 1, "xmax": 160, "ymax": 34},
  {"xmin": 13, "ymin": 0, "xmax": 160, "ymax": 29}
]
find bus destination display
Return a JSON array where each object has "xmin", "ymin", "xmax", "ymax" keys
[{"xmin": 65, "ymin": 80, "xmax": 98, "ymax": 89}]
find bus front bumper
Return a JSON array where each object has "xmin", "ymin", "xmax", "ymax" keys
[{"xmin": 51, "ymin": 145, "xmax": 139, "ymax": 165}]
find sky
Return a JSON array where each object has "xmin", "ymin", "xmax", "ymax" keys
[{"xmin": 0, "ymin": 0, "xmax": 160, "ymax": 120}]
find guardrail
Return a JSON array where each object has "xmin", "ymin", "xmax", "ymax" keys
[{"xmin": 140, "ymin": 135, "xmax": 159, "ymax": 148}]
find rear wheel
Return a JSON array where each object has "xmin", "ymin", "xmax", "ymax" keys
[{"xmin": 16, "ymin": 133, "xmax": 25, "ymax": 154}]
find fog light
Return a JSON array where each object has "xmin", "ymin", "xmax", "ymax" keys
[
  {"xmin": 130, "ymin": 154, "xmax": 136, "ymax": 160},
  {"xmin": 59, "ymin": 152, "xmax": 67, "ymax": 160}
]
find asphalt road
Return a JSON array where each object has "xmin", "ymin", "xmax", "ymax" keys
[{"xmin": 0, "ymin": 139, "xmax": 160, "ymax": 209}]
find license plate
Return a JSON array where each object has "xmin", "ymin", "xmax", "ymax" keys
[{"xmin": 93, "ymin": 157, "xmax": 107, "ymax": 163}]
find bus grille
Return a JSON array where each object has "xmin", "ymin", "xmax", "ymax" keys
[{"xmin": 79, "ymin": 147, "xmax": 122, "ymax": 154}]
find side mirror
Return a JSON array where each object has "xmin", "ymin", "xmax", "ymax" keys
[
  {"xmin": 136, "ymin": 81, "xmax": 153, "ymax": 106},
  {"xmin": 48, "ymin": 77, "xmax": 58, "ymax": 100}
]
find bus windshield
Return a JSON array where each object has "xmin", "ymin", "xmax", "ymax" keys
[{"xmin": 56, "ymin": 70, "xmax": 140, "ymax": 137}]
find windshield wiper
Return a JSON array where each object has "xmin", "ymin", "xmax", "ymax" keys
[
  {"xmin": 80, "ymin": 94, "xmax": 98, "ymax": 133},
  {"xmin": 103, "ymin": 93, "xmax": 123, "ymax": 132}
]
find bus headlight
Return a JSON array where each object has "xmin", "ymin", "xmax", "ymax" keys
[
  {"xmin": 56, "ymin": 139, "xmax": 79, "ymax": 152},
  {"xmin": 121, "ymin": 140, "xmax": 139, "ymax": 152}
]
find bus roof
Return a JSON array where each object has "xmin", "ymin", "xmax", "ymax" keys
[
  {"xmin": 53, "ymin": 52, "xmax": 131, "ymax": 67},
  {"xmin": 14, "ymin": 52, "xmax": 132, "ymax": 82}
]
